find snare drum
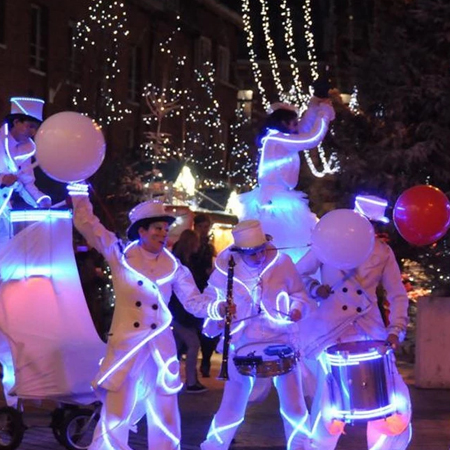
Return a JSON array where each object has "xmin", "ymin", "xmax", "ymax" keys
[
  {"xmin": 324, "ymin": 340, "xmax": 397, "ymax": 421},
  {"xmin": 233, "ymin": 342, "xmax": 298, "ymax": 378}
]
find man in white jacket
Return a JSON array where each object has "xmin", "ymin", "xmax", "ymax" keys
[
  {"xmin": 69, "ymin": 183, "xmax": 221, "ymax": 450},
  {"xmin": 201, "ymin": 219, "xmax": 314, "ymax": 450},
  {"xmin": 0, "ymin": 97, "xmax": 51, "ymax": 408},
  {"xmin": 296, "ymin": 195, "xmax": 412, "ymax": 450}
]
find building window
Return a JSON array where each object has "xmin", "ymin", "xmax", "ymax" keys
[
  {"xmin": 0, "ymin": 0, "xmax": 5, "ymax": 46},
  {"xmin": 30, "ymin": 4, "xmax": 48, "ymax": 73},
  {"xmin": 217, "ymin": 46, "xmax": 230, "ymax": 82},
  {"xmin": 237, "ymin": 90, "xmax": 253, "ymax": 118},
  {"xmin": 68, "ymin": 20, "xmax": 81, "ymax": 85},
  {"xmin": 128, "ymin": 45, "xmax": 142, "ymax": 103},
  {"xmin": 195, "ymin": 36, "xmax": 212, "ymax": 67}
]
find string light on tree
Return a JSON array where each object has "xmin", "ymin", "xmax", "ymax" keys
[
  {"xmin": 227, "ymin": 105, "xmax": 257, "ymax": 188},
  {"xmin": 73, "ymin": 0, "xmax": 131, "ymax": 125}
]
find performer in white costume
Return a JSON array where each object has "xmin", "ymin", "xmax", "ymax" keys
[
  {"xmin": 296, "ymin": 196, "xmax": 412, "ymax": 450},
  {"xmin": 69, "ymin": 184, "xmax": 220, "ymax": 450},
  {"xmin": 237, "ymin": 97, "xmax": 335, "ymax": 263},
  {"xmin": 201, "ymin": 220, "xmax": 314, "ymax": 450},
  {"xmin": 0, "ymin": 97, "xmax": 51, "ymax": 407}
]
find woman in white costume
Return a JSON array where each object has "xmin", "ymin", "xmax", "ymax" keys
[
  {"xmin": 237, "ymin": 98, "xmax": 335, "ymax": 263},
  {"xmin": 201, "ymin": 219, "xmax": 314, "ymax": 450},
  {"xmin": 68, "ymin": 183, "xmax": 220, "ymax": 450},
  {"xmin": 295, "ymin": 196, "xmax": 412, "ymax": 450}
]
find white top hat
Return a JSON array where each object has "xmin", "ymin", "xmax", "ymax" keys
[
  {"xmin": 354, "ymin": 195, "xmax": 390, "ymax": 223},
  {"xmin": 231, "ymin": 219, "xmax": 269, "ymax": 253},
  {"xmin": 10, "ymin": 97, "xmax": 44, "ymax": 121},
  {"xmin": 127, "ymin": 200, "xmax": 176, "ymax": 241},
  {"xmin": 267, "ymin": 102, "xmax": 298, "ymax": 114}
]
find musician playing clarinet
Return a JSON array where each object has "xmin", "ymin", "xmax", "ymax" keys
[
  {"xmin": 296, "ymin": 195, "xmax": 411, "ymax": 450},
  {"xmin": 201, "ymin": 219, "xmax": 314, "ymax": 450}
]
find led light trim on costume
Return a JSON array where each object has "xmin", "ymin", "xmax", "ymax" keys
[
  {"xmin": 331, "ymin": 403, "xmax": 397, "ymax": 421},
  {"xmin": 122, "ymin": 242, "xmax": 178, "ymax": 287},
  {"xmin": 97, "ymin": 251, "xmax": 172, "ymax": 387},
  {"xmin": 99, "ymin": 418, "xmax": 124, "ymax": 450},
  {"xmin": 259, "ymin": 291, "xmax": 291, "ymax": 324},
  {"xmin": 207, "ymin": 416, "xmax": 244, "ymax": 445},
  {"xmin": 10, "ymin": 97, "xmax": 44, "ymax": 114},
  {"xmin": 146, "ymin": 399, "xmax": 180, "ymax": 447},
  {"xmin": 0, "ymin": 189, "xmax": 13, "ymax": 217},
  {"xmin": 369, "ymin": 435, "xmax": 387, "ymax": 450},
  {"xmin": 275, "ymin": 378, "xmax": 311, "ymax": 445},
  {"xmin": 208, "ymin": 287, "xmax": 225, "ymax": 320},
  {"xmin": 2, "ymin": 124, "xmax": 18, "ymax": 174},
  {"xmin": 67, "ymin": 183, "xmax": 89, "ymax": 195},
  {"xmin": 214, "ymin": 249, "xmax": 280, "ymax": 329},
  {"xmin": 10, "ymin": 210, "xmax": 72, "ymax": 222},
  {"xmin": 154, "ymin": 348, "xmax": 183, "ymax": 394},
  {"xmin": 326, "ymin": 349, "xmax": 384, "ymax": 366}
]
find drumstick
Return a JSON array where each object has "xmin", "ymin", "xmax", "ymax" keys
[
  {"xmin": 233, "ymin": 312, "xmax": 262, "ymax": 324},
  {"xmin": 271, "ymin": 308, "xmax": 291, "ymax": 318}
]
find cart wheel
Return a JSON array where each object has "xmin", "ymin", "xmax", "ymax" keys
[
  {"xmin": 0, "ymin": 407, "xmax": 25, "ymax": 449},
  {"xmin": 59, "ymin": 408, "xmax": 99, "ymax": 450}
]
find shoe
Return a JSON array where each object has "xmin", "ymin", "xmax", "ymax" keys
[
  {"xmin": 200, "ymin": 368, "xmax": 211, "ymax": 378},
  {"xmin": 186, "ymin": 382, "xmax": 208, "ymax": 393}
]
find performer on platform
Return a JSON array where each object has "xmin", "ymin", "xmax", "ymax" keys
[
  {"xmin": 296, "ymin": 195, "xmax": 412, "ymax": 450},
  {"xmin": 0, "ymin": 97, "xmax": 51, "ymax": 407},
  {"xmin": 236, "ymin": 96, "xmax": 335, "ymax": 263},
  {"xmin": 201, "ymin": 219, "xmax": 314, "ymax": 450},
  {"xmin": 68, "ymin": 183, "xmax": 221, "ymax": 450}
]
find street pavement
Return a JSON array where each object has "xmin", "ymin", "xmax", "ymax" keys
[{"xmin": 11, "ymin": 355, "xmax": 450, "ymax": 449}]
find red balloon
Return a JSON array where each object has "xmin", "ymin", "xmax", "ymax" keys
[{"xmin": 393, "ymin": 185, "xmax": 450, "ymax": 246}]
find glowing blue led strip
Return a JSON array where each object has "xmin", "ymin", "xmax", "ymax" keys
[
  {"xmin": 331, "ymin": 403, "xmax": 397, "ymax": 421},
  {"xmin": 326, "ymin": 349, "xmax": 385, "ymax": 366},
  {"xmin": 258, "ymin": 118, "xmax": 328, "ymax": 179},
  {"xmin": 154, "ymin": 349, "xmax": 183, "ymax": 395},
  {"xmin": 146, "ymin": 399, "xmax": 180, "ymax": 448},
  {"xmin": 97, "ymin": 249, "xmax": 173, "ymax": 386},
  {"xmin": 207, "ymin": 416, "xmax": 244, "ymax": 445},
  {"xmin": 10, "ymin": 210, "xmax": 72, "ymax": 222},
  {"xmin": 10, "ymin": 97, "xmax": 44, "ymax": 115}
]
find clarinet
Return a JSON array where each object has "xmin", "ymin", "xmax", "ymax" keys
[{"xmin": 217, "ymin": 255, "xmax": 236, "ymax": 381}]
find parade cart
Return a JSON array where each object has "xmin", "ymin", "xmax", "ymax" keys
[{"xmin": 0, "ymin": 208, "xmax": 106, "ymax": 449}]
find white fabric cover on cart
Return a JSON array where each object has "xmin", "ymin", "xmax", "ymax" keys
[{"xmin": 0, "ymin": 210, "xmax": 106, "ymax": 404}]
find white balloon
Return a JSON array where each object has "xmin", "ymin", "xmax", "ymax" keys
[
  {"xmin": 35, "ymin": 112, "xmax": 105, "ymax": 183},
  {"xmin": 311, "ymin": 209, "xmax": 375, "ymax": 270}
]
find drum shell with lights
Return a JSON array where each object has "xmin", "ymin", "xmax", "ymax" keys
[
  {"xmin": 325, "ymin": 340, "xmax": 396, "ymax": 420},
  {"xmin": 233, "ymin": 342, "xmax": 298, "ymax": 378}
]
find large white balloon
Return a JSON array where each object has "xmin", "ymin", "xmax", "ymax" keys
[
  {"xmin": 311, "ymin": 209, "xmax": 375, "ymax": 270},
  {"xmin": 35, "ymin": 112, "xmax": 105, "ymax": 183}
]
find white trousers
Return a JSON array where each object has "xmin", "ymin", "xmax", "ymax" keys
[
  {"xmin": 308, "ymin": 357, "xmax": 412, "ymax": 450},
  {"xmin": 201, "ymin": 359, "xmax": 311, "ymax": 450},
  {"xmin": 89, "ymin": 358, "xmax": 181, "ymax": 450}
]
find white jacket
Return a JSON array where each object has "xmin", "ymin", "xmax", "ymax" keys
[
  {"xmin": 204, "ymin": 243, "xmax": 313, "ymax": 351},
  {"xmin": 72, "ymin": 195, "xmax": 213, "ymax": 392},
  {"xmin": 295, "ymin": 238, "xmax": 409, "ymax": 358}
]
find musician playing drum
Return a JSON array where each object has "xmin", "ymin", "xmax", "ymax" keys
[
  {"xmin": 201, "ymin": 219, "xmax": 314, "ymax": 450},
  {"xmin": 296, "ymin": 195, "xmax": 411, "ymax": 450}
]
